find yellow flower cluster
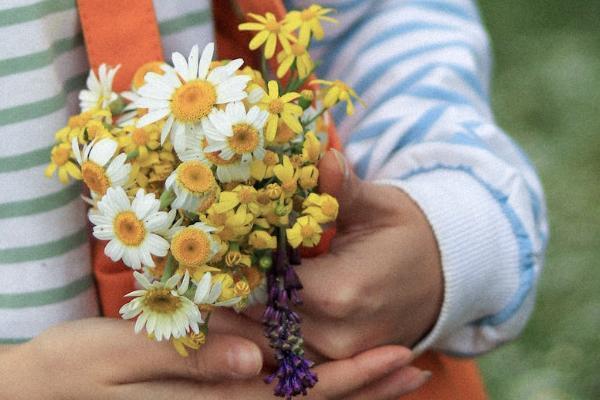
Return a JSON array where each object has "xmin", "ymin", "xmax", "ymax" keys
[{"xmin": 45, "ymin": 4, "xmax": 360, "ymax": 362}]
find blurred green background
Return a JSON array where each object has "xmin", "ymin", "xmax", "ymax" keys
[{"xmin": 476, "ymin": 1, "xmax": 600, "ymax": 399}]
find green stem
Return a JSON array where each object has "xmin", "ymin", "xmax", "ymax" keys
[
  {"xmin": 304, "ymin": 108, "xmax": 327, "ymax": 127},
  {"xmin": 260, "ymin": 54, "xmax": 269, "ymax": 81},
  {"xmin": 160, "ymin": 254, "xmax": 177, "ymax": 283}
]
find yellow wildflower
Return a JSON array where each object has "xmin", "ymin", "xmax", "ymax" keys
[
  {"xmin": 250, "ymin": 150, "xmax": 279, "ymax": 180},
  {"xmin": 119, "ymin": 123, "xmax": 161, "ymax": 160},
  {"xmin": 177, "ymin": 264, "xmax": 220, "ymax": 282},
  {"xmin": 225, "ymin": 250, "xmax": 252, "ymax": 268},
  {"xmin": 172, "ymin": 331, "xmax": 206, "ymax": 357},
  {"xmin": 302, "ymin": 193, "xmax": 339, "ymax": 223},
  {"xmin": 234, "ymin": 280, "xmax": 251, "ymax": 297},
  {"xmin": 312, "ymin": 79, "xmax": 365, "ymax": 115},
  {"xmin": 239, "ymin": 12, "xmax": 296, "ymax": 59},
  {"xmin": 262, "ymin": 199, "xmax": 292, "ymax": 226},
  {"xmin": 274, "ymin": 121, "xmax": 299, "ymax": 144},
  {"xmin": 302, "ymin": 131, "xmax": 321, "ymax": 163},
  {"xmin": 273, "ymin": 155, "xmax": 299, "ymax": 195},
  {"xmin": 212, "ymin": 273, "xmax": 236, "ymax": 302},
  {"xmin": 81, "ymin": 119, "xmax": 113, "ymax": 143},
  {"xmin": 44, "ymin": 143, "xmax": 81, "ymax": 184},
  {"xmin": 205, "ymin": 206, "xmax": 254, "ymax": 242},
  {"xmin": 248, "ymin": 230, "xmax": 277, "ymax": 250},
  {"xmin": 285, "ymin": 4, "xmax": 337, "ymax": 45},
  {"xmin": 258, "ymin": 81, "xmax": 303, "ymax": 141},
  {"xmin": 299, "ymin": 165, "xmax": 319, "ymax": 190},
  {"xmin": 276, "ymin": 42, "xmax": 314, "ymax": 78},
  {"xmin": 212, "ymin": 185, "xmax": 260, "ymax": 216},
  {"xmin": 286, "ymin": 216, "xmax": 322, "ymax": 248}
]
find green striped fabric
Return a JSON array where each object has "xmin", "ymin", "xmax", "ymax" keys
[{"xmin": 0, "ymin": 0, "xmax": 214, "ymax": 343}]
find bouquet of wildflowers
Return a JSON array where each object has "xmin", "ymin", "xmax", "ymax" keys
[{"xmin": 45, "ymin": 4, "xmax": 362, "ymax": 398}]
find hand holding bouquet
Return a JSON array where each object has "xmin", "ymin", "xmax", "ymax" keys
[{"xmin": 45, "ymin": 4, "xmax": 363, "ymax": 398}]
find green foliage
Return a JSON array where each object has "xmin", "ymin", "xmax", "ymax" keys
[{"xmin": 477, "ymin": 1, "xmax": 600, "ymax": 398}]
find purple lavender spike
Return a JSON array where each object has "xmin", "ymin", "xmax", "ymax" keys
[{"xmin": 262, "ymin": 228, "xmax": 318, "ymax": 398}]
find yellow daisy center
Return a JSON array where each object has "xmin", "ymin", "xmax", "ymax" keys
[
  {"xmin": 171, "ymin": 228, "xmax": 212, "ymax": 266},
  {"xmin": 322, "ymin": 199, "xmax": 337, "ymax": 218},
  {"xmin": 51, "ymin": 147, "xmax": 70, "ymax": 166},
  {"xmin": 291, "ymin": 43, "xmax": 306, "ymax": 56},
  {"xmin": 301, "ymin": 8, "xmax": 317, "ymax": 21},
  {"xmin": 133, "ymin": 61, "xmax": 165, "ymax": 90},
  {"xmin": 301, "ymin": 223, "xmax": 316, "ymax": 238},
  {"xmin": 81, "ymin": 161, "xmax": 110, "ymax": 195},
  {"xmin": 113, "ymin": 211, "xmax": 146, "ymax": 246},
  {"xmin": 268, "ymin": 99, "xmax": 284, "ymax": 114},
  {"xmin": 228, "ymin": 123, "xmax": 260, "ymax": 154},
  {"xmin": 177, "ymin": 161, "xmax": 216, "ymax": 194},
  {"xmin": 171, "ymin": 80, "xmax": 217, "ymax": 123},
  {"xmin": 132, "ymin": 128, "xmax": 150, "ymax": 146},
  {"xmin": 238, "ymin": 187, "xmax": 255, "ymax": 204},
  {"xmin": 143, "ymin": 288, "xmax": 182, "ymax": 314},
  {"xmin": 265, "ymin": 19, "xmax": 281, "ymax": 33}
]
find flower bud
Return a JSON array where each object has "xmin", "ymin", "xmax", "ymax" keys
[{"xmin": 259, "ymin": 254, "xmax": 273, "ymax": 270}]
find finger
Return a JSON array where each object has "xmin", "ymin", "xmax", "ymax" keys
[
  {"xmin": 346, "ymin": 367, "xmax": 432, "ymax": 400},
  {"xmin": 81, "ymin": 319, "xmax": 263, "ymax": 383},
  {"xmin": 319, "ymin": 149, "xmax": 410, "ymax": 231},
  {"xmin": 209, "ymin": 309, "xmax": 328, "ymax": 367},
  {"xmin": 207, "ymin": 345, "xmax": 416, "ymax": 399},
  {"xmin": 114, "ymin": 379, "xmax": 228, "ymax": 400},
  {"xmin": 317, "ymin": 149, "xmax": 362, "ymax": 228},
  {"xmin": 313, "ymin": 345, "xmax": 416, "ymax": 398}
]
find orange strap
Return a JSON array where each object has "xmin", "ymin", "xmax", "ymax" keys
[
  {"xmin": 77, "ymin": 0, "xmax": 166, "ymax": 317},
  {"xmin": 77, "ymin": 0, "xmax": 163, "ymax": 92}
]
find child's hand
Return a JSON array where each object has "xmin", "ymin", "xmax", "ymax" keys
[
  {"xmin": 0, "ymin": 318, "xmax": 263, "ymax": 399},
  {"xmin": 217, "ymin": 149, "xmax": 443, "ymax": 364},
  {"xmin": 0, "ymin": 317, "xmax": 427, "ymax": 399},
  {"xmin": 288, "ymin": 149, "xmax": 444, "ymax": 360}
]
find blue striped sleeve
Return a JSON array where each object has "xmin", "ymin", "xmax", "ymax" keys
[{"xmin": 306, "ymin": 0, "xmax": 548, "ymax": 355}]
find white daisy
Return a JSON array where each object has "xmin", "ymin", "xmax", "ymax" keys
[
  {"xmin": 178, "ymin": 129, "xmax": 253, "ymax": 183},
  {"xmin": 165, "ymin": 160, "xmax": 218, "ymax": 212},
  {"xmin": 71, "ymin": 138, "xmax": 131, "ymax": 196},
  {"xmin": 79, "ymin": 64, "xmax": 120, "ymax": 111},
  {"xmin": 89, "ymin": 187, "xmax": 171, "ymax": 269},
  {"xmin": 169, "ymin": 223, "xmax": 220, "ymax": 268},
  {"xmin": 194, "ymin": 272, "xmax": 242, "ymax": 307},
  {"xmin": 120, "ymin": 272, "xmax": 203, "ymax": 341},
  {"xmin": 203, "ymin": 102, "xmax": 268, "ymax": 163},
  {"xmin": 134, "ymin": 43, "xmax": 251, "ymax": 153}
]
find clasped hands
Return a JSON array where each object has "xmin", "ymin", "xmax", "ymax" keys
[
  {"xmin": 211, "ymin": 149, "xmax": 444, "ymax": 398},
  {"xmin": 2, "ymin": 150, "xmax": 442, "ymax": 400}
]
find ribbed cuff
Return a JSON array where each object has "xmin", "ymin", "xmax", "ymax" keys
[{"xmin": 376, "ymin": 169, "xmax": 519, "ymax": 354}]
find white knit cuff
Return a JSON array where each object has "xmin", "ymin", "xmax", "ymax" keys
[{"xmin": 376, "ymin": 168, "xmax": 520, "ymax": 355}]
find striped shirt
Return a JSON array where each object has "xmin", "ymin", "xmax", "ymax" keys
[{"xmin": 0, "ymin": 0, "xmax": 547, "ymax": 356}]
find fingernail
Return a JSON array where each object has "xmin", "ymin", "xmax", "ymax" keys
[
  {"xmin": 331, "ymin": 148, "xmax": 349, "ymax": 180},
  {"xmin": 227, "ymin": 345, "xmax": 262, "ymax": 378}
]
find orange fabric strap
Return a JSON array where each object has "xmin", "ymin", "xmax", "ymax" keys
[
  {"xmin": 77, "ymin": 0, "xmax": 165, "ymax": 317},
  {"xmin": 77, "ymin": 0, "xmax": 163, "ymax": 92}
]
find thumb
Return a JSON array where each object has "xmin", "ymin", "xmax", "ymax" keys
[{"xmin": 318, "ymin": 149, "xmax": 389, "ymax": 229}]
